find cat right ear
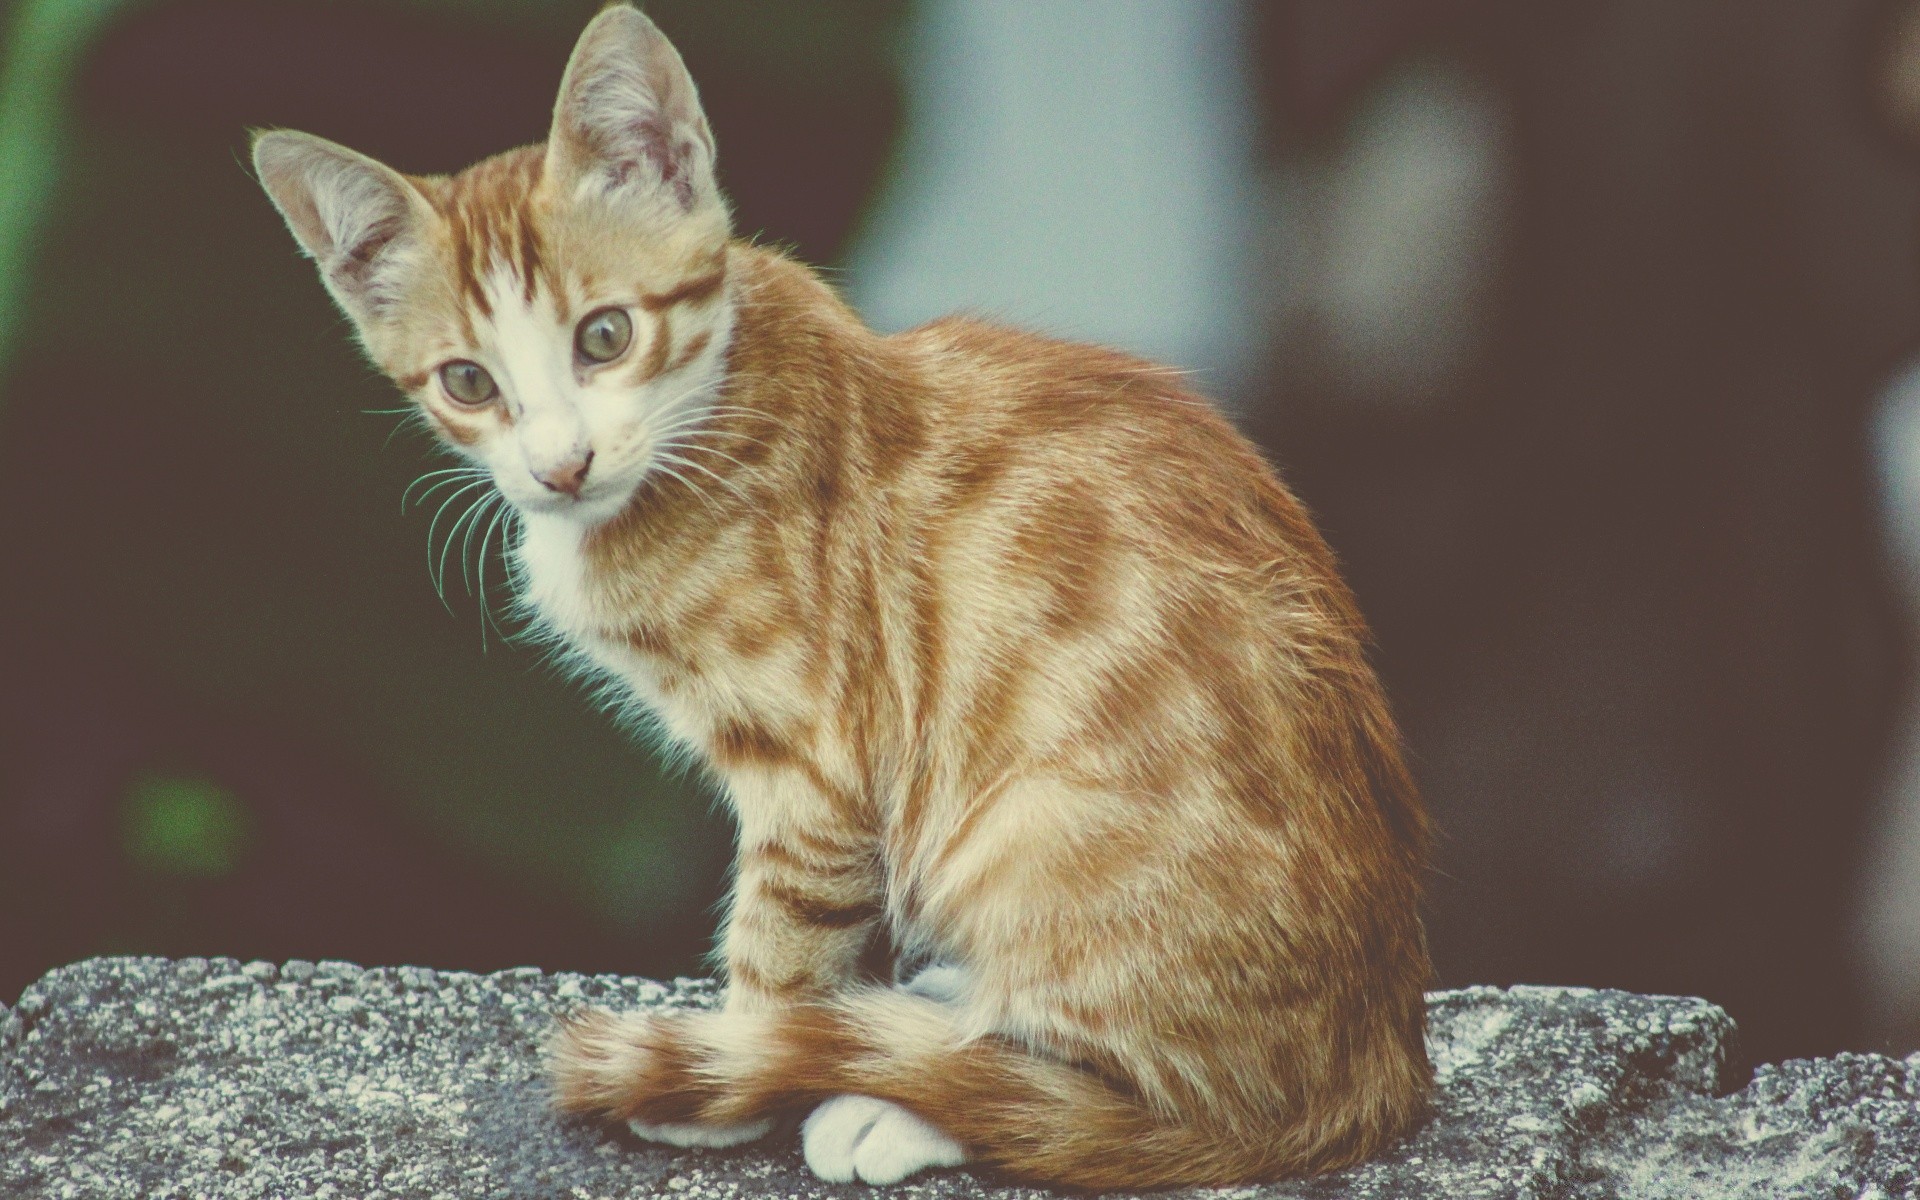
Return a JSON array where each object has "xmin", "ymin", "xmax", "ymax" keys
[{"xmin": 252, "ymin": 130, "xmax": 433, "ymax": 320}]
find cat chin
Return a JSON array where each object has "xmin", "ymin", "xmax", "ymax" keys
[{"xmin": 506, "ymin": 486, "xmax": 635, "ymax": 527}]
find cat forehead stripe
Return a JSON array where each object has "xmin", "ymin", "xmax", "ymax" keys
[
  {"xmin": 429, "ymin": 146, "xmax": 558, "ymax": 314},
  {"xmin": 641, "ymin": 268, "xmax": 727, "ymax": 312}
]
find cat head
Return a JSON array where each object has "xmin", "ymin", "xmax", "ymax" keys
[{"xmin": 254, "ymin": 5, "xmax": 733, "ymax": 525}]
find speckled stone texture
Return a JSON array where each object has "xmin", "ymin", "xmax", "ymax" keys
[{"xmin": 0, "ymin": 959, "xmax": 1914, "ymax": 1199}]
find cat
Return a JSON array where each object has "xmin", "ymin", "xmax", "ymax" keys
[{"xmin": 251, "ymin": 4, "xmax": 1433, "ymax": 1188}]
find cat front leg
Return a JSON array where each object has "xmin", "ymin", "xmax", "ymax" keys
[
  {"xmin": 548, "ymin": 833, "xmax": 877, "ymax": 1147},
  {"xmin": 613, "ymin": 813, "xmax": 883, "ymax": 1148},
  {"xmin": 552, "ymin": 764, "xmax": 882, "ymax": 1139},
  {"xmin": 719, "ymin": 806, "xmax": 885, "ymax": 1012}
]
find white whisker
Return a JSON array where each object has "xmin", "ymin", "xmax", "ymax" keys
[
  {"xmin": 404, "ymin": 467, "xmax": 488, "ymax": 512},
  {"xmin": 648, "ymin": 412, "xmax": 773, "ymax": 451},
  {"xmin": 425, "ymin": 479, "xmax": 492, "ymax": 606},
  {"xmin": 654, "ymin": 450, "xmax": 748, "ymax": 502},
  {"xmin": 687, "ymin": 402, "xmax": 780, "ymax": 421},
  {"xmin": 381, "ymin": 409, "xmax": 433, "ymax": 451},
  {"xmin": 434, "ymin": 487, "xmax": 494, "ymax": 605},
  {"xmin": 660, "ymin": 436, "xmax": 756, "ymax": 477},
  {"xmin": 646, "ymin": 377, "xmax": 726, "ymax": 420},
  {"xmin": 648, "ymin": 460, "xmax": 721, "ymax": 514},
  {"xmin": 476, "ymin": 497, "xmax": 512, "ymax": 650},
  {"xmin": 461, "ymin": 490, "xmax": 500, "ymax": 596}
]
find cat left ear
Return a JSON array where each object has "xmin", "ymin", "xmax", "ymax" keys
[{"xmin": 546, "ymin": 4, "xmax": 722, "ymax": 217}]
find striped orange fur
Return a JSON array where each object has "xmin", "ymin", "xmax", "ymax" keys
[{"xmin": 253, "ymin": 5, "xmax": 1433, "ymax": 1188}]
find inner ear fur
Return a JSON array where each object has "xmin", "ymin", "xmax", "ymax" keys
[
  {"xmin": 252, "ymin": 129, "xmax": 435, "ymax": 317},
  {"xmin": 545, "ymin": 4, "xmax": 721, "ymax": 216}
]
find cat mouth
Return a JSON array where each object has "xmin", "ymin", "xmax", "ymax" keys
[{"xmin": 509, "ymin": 476, "xmax": 633, "ymax": 524}]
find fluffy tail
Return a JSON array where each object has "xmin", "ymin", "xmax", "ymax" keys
[{"xmin": 550, "ymin": 985, "xmax": 1411, "ymax": 1189}]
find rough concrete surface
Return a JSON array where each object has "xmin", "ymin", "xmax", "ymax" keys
[{"xmin": 1, "ymin": 957, "xmax": 1914, "ymax": 1198}]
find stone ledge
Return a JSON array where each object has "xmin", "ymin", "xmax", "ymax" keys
[{"xmin": 0, "ymin": 957, "xmax": 1914, "ymax": 1198}]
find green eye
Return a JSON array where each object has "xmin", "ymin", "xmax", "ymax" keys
[
  {"xmin": 576, "ymin": 308, "xmax": 633, "ymax": 363},
  {"xmin": 439, "ymin": 360, "xmax": 498, "ymax": 406}
]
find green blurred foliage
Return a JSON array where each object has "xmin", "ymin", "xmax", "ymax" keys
[
  {"xmin": 0, "ymin": 0, "xmax": 148, "ymax": 380},
  {"xmin": 122, "ymin": 773, "xmax": 251, "ymax": 876}
]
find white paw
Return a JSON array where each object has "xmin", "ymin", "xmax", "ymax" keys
[
  {"xmin": 901, "ymin": 963, "xmax": 968, "ymax": 1005},
  {"xmin": 802, "ymin": 1094, "xmax": 967, "ymax": 1184},
  {"xmin": 627, "ymin": 1116, "xmax": 774, "ymax": 1148}
]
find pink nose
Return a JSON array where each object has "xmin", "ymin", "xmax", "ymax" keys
[{"xmin": 535, "ymin": 450, "xmax": 594, "ymax": 497}]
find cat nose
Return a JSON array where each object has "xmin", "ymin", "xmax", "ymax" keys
[{"xmin": 534, "ymin": 450, "xmax": 594, "ymax": 497}]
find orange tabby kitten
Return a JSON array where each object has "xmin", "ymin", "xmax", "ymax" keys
[{"xmin": 253, "ymin": 5, "xmax": 1432, "ymax": 1188}]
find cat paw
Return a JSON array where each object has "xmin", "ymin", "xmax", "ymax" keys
[
  {"xmin": 900, "ymin": 963, "xmax": 968, "ymax": 1005},
  {"xmin": 801, "ymin": 1094, "xmax": 967, "ymax": 1184},
  {"xmin": 628, "ymin": 1117, "xmax": 774, "ymax": 1148}
]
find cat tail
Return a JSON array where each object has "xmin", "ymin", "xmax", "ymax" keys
[{"xmin": 550, "ymin": 984, "xmax": 1377, "ymax": 1189}]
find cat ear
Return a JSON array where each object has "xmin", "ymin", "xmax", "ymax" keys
[
  {"xmin": 545, "ymin": 5, "xmax": 722, "ymax": 217},
  {"xmin": 252, "ymin": 129, "xmax": 435, "ymax": 319}
]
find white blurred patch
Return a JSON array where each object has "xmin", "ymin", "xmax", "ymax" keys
[
  {"xmin": 1873, "ymin": 359, "xmax": 1920, "ymax": 578},
  {"xmin": 1881, "ymin": 0, "xmax": 1920, "ymax": 144},
  {"xmin": 1859, "ymin": 357, "xmax": 1920, "ymax": 1048},
  {"xmin": 1272, "ymin": 58, "xmax": 1510, "ymax": 406},
  {"xmin": 846, "ymin": 0, "xmax": 1262, "ymax": 400}
]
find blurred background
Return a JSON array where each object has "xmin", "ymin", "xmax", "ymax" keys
[{"xmin": 5, "ymin": 0, "xmax": 1920, "ymax": 1070}]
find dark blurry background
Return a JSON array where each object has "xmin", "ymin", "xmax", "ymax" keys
[{"xmin": 5, "ymin": 0, "xmax": 1920, "ymax": 1070}]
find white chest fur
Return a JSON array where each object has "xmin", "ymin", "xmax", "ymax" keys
[
  {"xmin": 515, "ymin": 511, "xmax": 600, "ymax": 639},
  {"xmin": 514, "ymin": 510, "xmax": 696, "ymax": 741},
  {"xmin": 512, "ymin": 506, "xmax": 821, "ymax": 790}
]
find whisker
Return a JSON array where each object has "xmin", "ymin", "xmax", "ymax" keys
[
  {"xmin": 660, "ymin": 437, "xmax": 756, "ymax": 477},
  {"xmin": 652, "ymin": 369, "xmax": 786, "ymax": 419},
  {"xmin": 403, "ymin": 467, "xmax": 487, "ymax": 511},
  {"xmin": 407, "ymin": 474, "xmax": 486, "ymax": 516},
  {"xmin": 685, "ymin": 401, "xmax": 781, "ymax": 420},
  {"xmin": 473, "ymin": 495, "xmax": 500, "ymax": 649},
  {"xmin": 426, "ymin": 481, "xmax": 492, "ymax": 607},
  {"xmin": 437, "ymin": 490, "xmax": 494, "ymax": 605},
  {"xmin": 688, "ymin": 397, "xmax": 774, "ymax": 409},
  {"xmin": 382, "ymin": 411, "xmax": 428, "ymax": 451},
  {"xmin": 648, "ymin": 461, "xmax": 720, "ymax": 514},
  {"xmin": 461, "ymin": 490, "xmax": 500, "ymax": 596},
  {"xmin": 646, "ymin": 398, "xmax": 732, "ymax": 425},
  {"xmin": 646, "ymin": 379, "xmax": 727, "ymax": 420},
  {"xmin": 476, "ymin": 501, "xmax": 515, "ymax": 648},
  {"xmin": 654, "ymin": 450, "xmax": 749, "ymax": 502},
  {"xmin": 648, "ymin": 409, "xmax": 775, "ymax": 446},
  {"xmin": 644, "ymin": 405, "xmax": 778, "ymax": 456},
  {"xmin": 425, "ymin": 479, "xmax": 490, "ymax": 556}
]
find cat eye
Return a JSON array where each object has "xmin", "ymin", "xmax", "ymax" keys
[
  {"xmin": 576, "ymin": 307, "xmax": 633, "ymax": 364},
  {"xmin": 439, "ymin": 360, "xmax": 498, "ymax": 406}
]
